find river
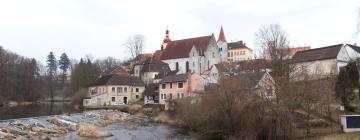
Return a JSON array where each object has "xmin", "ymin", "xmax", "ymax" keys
[{"xmin": 0, "ymin": 102, "xmax": 79, "ymax": 120}]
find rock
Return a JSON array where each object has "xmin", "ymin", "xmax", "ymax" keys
[
  {"xmin": 76, "ymin": 123, "xmax": 113, "ymax": 138},
  {"xmin": 0, "ymin": 131, "xmax": 16, "ymax": 139},
  {"xmin": 48, "ymin": 117, "xmax": 61, "ymax": 126}
]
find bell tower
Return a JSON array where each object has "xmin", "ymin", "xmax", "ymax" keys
[
  {"xmin": 217, "ymin": 26, "xmax": 228, "ymax": 62},
  {"xmin": 161, "ymin": 26, "xmax": 171, "ymax": 50}
]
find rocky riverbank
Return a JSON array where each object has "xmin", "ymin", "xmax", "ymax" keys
[
  {"xmin": 0, "ymin": 109, "xmax": 193, "ymax": 140},
  {"xmin": 0, "ymin": 110, "xmax": 130, "ymax": 139}
]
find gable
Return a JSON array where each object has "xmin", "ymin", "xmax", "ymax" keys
[{"xmin": 293, "ymin": 44, "xmax": 343, "ymax": 63}]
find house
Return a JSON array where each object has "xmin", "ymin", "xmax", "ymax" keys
[
  {"xmin": 143, "ymin": 83, "xmax": 159, "ymax": 104},
  {"xmin": 234, "ymin": 71, "xmax": 276, "ymax": 99},
  {"xmin": 235, "ymin": 59, "xmax": 269, "ymax": 73},
  {"xmin": 133, "ymin": 58, "xmax": 170, "ymax": 85},
  {"xmin": 292, "ymin": 44, "xmax": 360, "ymax": 80},
  {"xmin": 203, "ymin": 62, "xmax": 235, "ymax": 85},
  {"xmin": 83, "ymin": 74, "xmax": 145, "ymax": 106},
  {"xmin": 155, "ymin": 28, "xmax": 221, "ymax": 74},
  {"xmin": 158, "ymin": 73, "xmax": 205, "ymax": 105},
  {"xmin": 227, "ymin": 41, "xmax": 253, "ymax": 62}
]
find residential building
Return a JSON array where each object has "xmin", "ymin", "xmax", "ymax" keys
[
  {"xmin": 155, "ymin": 28, "xmax": 221, "ymax": 74},
  {"xmin": 292, "ymin": 44, "xmax": 360, "ymax": 80},
  {"xmin": 158, "ymin": 73, "xmax": 205, "ymax": 105},
  {"xmin": 133, "ymin": 58, "xmax": 170, "ymax": 85},
  {"xmin": 203, "ymin": 62, "xmax": 235, "ymax": 85},
  {"xmin": 234, "ymin": 71, "xmax": 276, "ymax": 99},
  {"xmin": 264, "ymin": 46, "xmax": 310, "ymax": 60},
  {"xmin": 83, "ymin": 74, "xmax": 145, "ymax": 106},
  {"xmin": 227, "ymin": 41, "xmax": 253, "ymax": 62}
]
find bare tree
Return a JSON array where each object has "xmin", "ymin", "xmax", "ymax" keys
[
  {"xmin": 94, "ymin": 56, "xmax": 122, "ymax": 74},
  {"xmin": 124, "ymin": 34, "xmax": 146, "ymax": 59}
]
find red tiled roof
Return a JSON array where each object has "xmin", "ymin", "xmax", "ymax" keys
[
  {"xmin": 110, "ymin": 66, "xmax": 129, "ymax": 75},
  {"xmin": 160, "ymin": 35, "xmax": 213, "ymax": 60},
  {"xmin": 218, "ymin": 26, "xmax": 227, "ymax": 42},
  {"xmin": 292, "ymin": 44, "xmax": 343, "ymax": 63},
  {"xmin": 153, "ymin": 50, "xmax": 163, "ymax": 60}
]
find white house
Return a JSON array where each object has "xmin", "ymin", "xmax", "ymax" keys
[
  {"xmin": 292, "ymin": 44, "xmax": 360, "ymax": 80},
  {"xmin": 133, "ymin": 58, "xmax": 170, "ymax": 85}
]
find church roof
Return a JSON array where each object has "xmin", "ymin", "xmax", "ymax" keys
[
  {"xmin": 217, "ymin": 26, "xmax": 227, "ymax": 42},
  {"xmin": 160, "ymin": 35, "xmax": 213, "ymax": 60}
]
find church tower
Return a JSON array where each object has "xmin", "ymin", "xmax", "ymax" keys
[
  {"xmin": 161, "ymin": 27, "xmax": 171, "ymax": 50},
  {"xmin": 217, "ymin": 26, "xmax": 228, "ymax": 62}
]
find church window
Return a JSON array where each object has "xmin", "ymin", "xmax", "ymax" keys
[
  {"xmin": 186, "ymin": 61, "xmax": 189, "ymax": 72},
  {"xmin": 175, "ymin": 62, "xmax": 179, "ymax": 70}
]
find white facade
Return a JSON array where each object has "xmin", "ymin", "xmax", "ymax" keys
[
  {"xmin": 162, "ymin": 36, "xmax": 221, "ymax": 75},
  {"xmin": 217, "ymin": 41, "xmax": 228, "ymax": 62}
]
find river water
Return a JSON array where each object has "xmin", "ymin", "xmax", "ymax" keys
[{"xmin": 0, "ymin": 102, "xmax": 79, "ymax": 120}]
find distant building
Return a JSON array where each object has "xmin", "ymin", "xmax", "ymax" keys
[
  {"xmin": 264, "ymin": 46, "xmax": 310, "ymax": 60},
  {"xmin": 203, "ymin": 62, "xmax": 235, "ymax": 85},
  {"xmin": 158, "ymin": 73, "xmax": 205, "ymax": 106},
  {"xmin": 227, "ymin": 41, "xmax": 253, "ymax": 62},
  {"xmin": 292, "ymin": 44, "xmax": 360, "ymax": 80},
  {"xmin": 83, "ymin": 74, "xmax": 145, "ymax": 106}
]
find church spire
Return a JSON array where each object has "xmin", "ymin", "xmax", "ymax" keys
[
  {"xmin": 217, "ymin": 26, "xmax": 227, "ymax": 42},
  {"xmin": 163, "ymin": 26, "xmax": 171, "ymax": 43}
]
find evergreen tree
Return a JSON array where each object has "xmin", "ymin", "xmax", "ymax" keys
[
  {"xmin": 46, "ymin": 52, "xmax": 57, "ymax": 101},
  {"xmin": 58, "ymin": 53, "xmax": 70, "ymax": 88},
  {"xmin": 335, "ymin": 61, "xmax": 359, "ymax": 112}
]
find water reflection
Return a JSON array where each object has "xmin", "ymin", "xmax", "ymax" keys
[{"xmin": 0, "ymin": 102, "xmax": 79, "ymax": 120}]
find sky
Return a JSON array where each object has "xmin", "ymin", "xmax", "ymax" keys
[{"xmin": 0, "ymin": 0, "xmax": 359, "ymax": 64}]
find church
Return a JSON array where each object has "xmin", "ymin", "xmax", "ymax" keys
[{"xmin": 153, "ymin": 27, "xmax": 227, "ymax": 75}]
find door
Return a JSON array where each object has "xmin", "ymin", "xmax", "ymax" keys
[{"xmin": 123, "ymin": 97, "xmax": 128, "ymax": 104}]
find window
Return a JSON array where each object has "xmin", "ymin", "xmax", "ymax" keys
[
  {"xmin": 193, "ymin": 52, "xmax": 195, "ymax": 56},
  {"xmin": 154, "ymin": 74, "xmax": 157, "ymax": 78},
  {"xmin": 178, "ymin": 82, "xmax": 183, "ymax": 88},
  {"xmin": 170, "ymin": 83, "xmax": 172, "ymax": 89},
  {"xmin": 117, "ymin": 87, "xmax": 122, "ymax": 93},
  {"xmin": 136, "ymin": 95, "xmax": 139, "ymax": 99},
  {"xmin": 111, "ymin": 97, "xmax": 115, "ymax": 102},
  {"xmin": 175, "ymin": 62, "xmax": 179, "ymax": 70},
  {"xmin": 177, "ymin": 93, "xmax": 180, "ymax": 99},
  {"xmin": 207, "ymin": 60, "xmax": 210, "ymax": 69},
  {"xmin": 112, "ymin": 87, "xmax": 115, "ymax": 93},
  {"xmin": 228, "ymin": 52, "xmax": 230, "ymax": 57},
  {"xmin": 136, "ymin": 88, "xmax": 139, "ymax": 92},
  {"xmin": 212, "ymin": 52, "xmax": 215, "ymax": 58},
  {"xmin": 162, "ymin": 84, "xmax": 166, "ymax": 89},
  {"xmin": 169, "ymin": 93, "xmax": 172, "ymax": 99},
  {"xmin": 164, "ymin": 94, "xmax": 167, "ymax": 99},
  {"xmin": 161, "ymin": 94, "xmax": 163, "ymax": 99},
  {"xmin": 181, "ymin": 93, "xmax": 184, "ymax": 98},
  {"xmin": 186, "ymin": 61, "xmax": 189, "ymax": 72},
  {"xmin": 124, "ymin": 87, "xmax": 127, "ymax": 93}
]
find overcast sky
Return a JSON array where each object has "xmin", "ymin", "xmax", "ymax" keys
[{"xmin": 0, "ymin": 0, "xmax": 359, "ymax": 64}]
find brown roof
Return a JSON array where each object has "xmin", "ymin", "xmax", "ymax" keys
[
  {"xmin": 89, "ymin": 74, "xmax": 144, "ymax": 87},
  {"xmin": 228, "ymin": 41, "xmax": 252, "ymax": 51},
  {"xmin": 234, "ymin": 72, "xmax": 266, "ymax": 88},
  {"xmin": 160, "ymin": 74, "xmax": 188, "ymax": 83},
  {"xmin": 292, "ymin": 44, "xmax": 343, "ymax": 63},
  {"xmin": 109, "ymin": 66, "xmax": 129, "ymax": 75},
  {"xmin": 236, "ymin": 59, "xmax": 269, "ymax": 72},
  {"xmin": 214, "ymin": 63, "xmax": 234, "ymax": 73},
  {"xmin": 138, "ymin": 58, "xmax": 170, "ymax": 73},
  {"xmin": 153, "ymin": 50, "xmax": 163, "ymax": 60},
  {"xmin": 160, "ymin": 35, "xmax": 213, "ymax": 60},
  {"xmin": 155, "ymin": 70, "xmax": 178, "ymax": 79}
]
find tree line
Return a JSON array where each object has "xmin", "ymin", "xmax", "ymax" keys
[{"xmin": 0, "ymin": 46, "xmax": 45, "ymax": 104}]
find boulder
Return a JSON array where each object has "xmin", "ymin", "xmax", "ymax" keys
[{"xmin": 76, "ymin": 123, "xmax": 113, "ymax": 137}]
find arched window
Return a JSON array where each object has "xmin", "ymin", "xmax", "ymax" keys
[
  {"xmin": 186, "ymin": 61, "xmax": 189, "ymax": 72},
  {"xmin": 175, "ymin": 62, "xmax": 179, "ymax": 71}
]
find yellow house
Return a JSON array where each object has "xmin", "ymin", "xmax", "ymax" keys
[
  {"xmin": 227, "ymin": 41, "xmax": 253, "ymax": 62},
  {"xmin": 83, "ymin": 74, "xmax": 145, "ymax": 106}
]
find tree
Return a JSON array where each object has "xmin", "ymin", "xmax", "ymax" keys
[
  {"xmin": 94, "ymin": 56, "xmax": 121, "ymax": 74},
  {"xmin": 46, "ymin": 52, "xmax": 57, "ymax": 101},
  {"xmin": 59, "ymin": 53, "xmax": 70, "ymax": 88},
  {"xmin": 123, "ymin": 34, "xmax": 146, "ymax": 59},
  {"xmin": 335, "ymin": 61, "xmax": 359, "ymax": 112}
]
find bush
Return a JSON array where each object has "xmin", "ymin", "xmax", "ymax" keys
[{"xmin": 71, "ymin": 88, "xmax": 88, "ymax": 107}]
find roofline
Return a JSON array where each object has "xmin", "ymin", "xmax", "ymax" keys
[
  {"xmin": 295, "ymin": 44, "xmax": 343, "ymax": 54},
  {"xmin": 169, "ymin": 34, "xmax": 213, "ymax": 42}
]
